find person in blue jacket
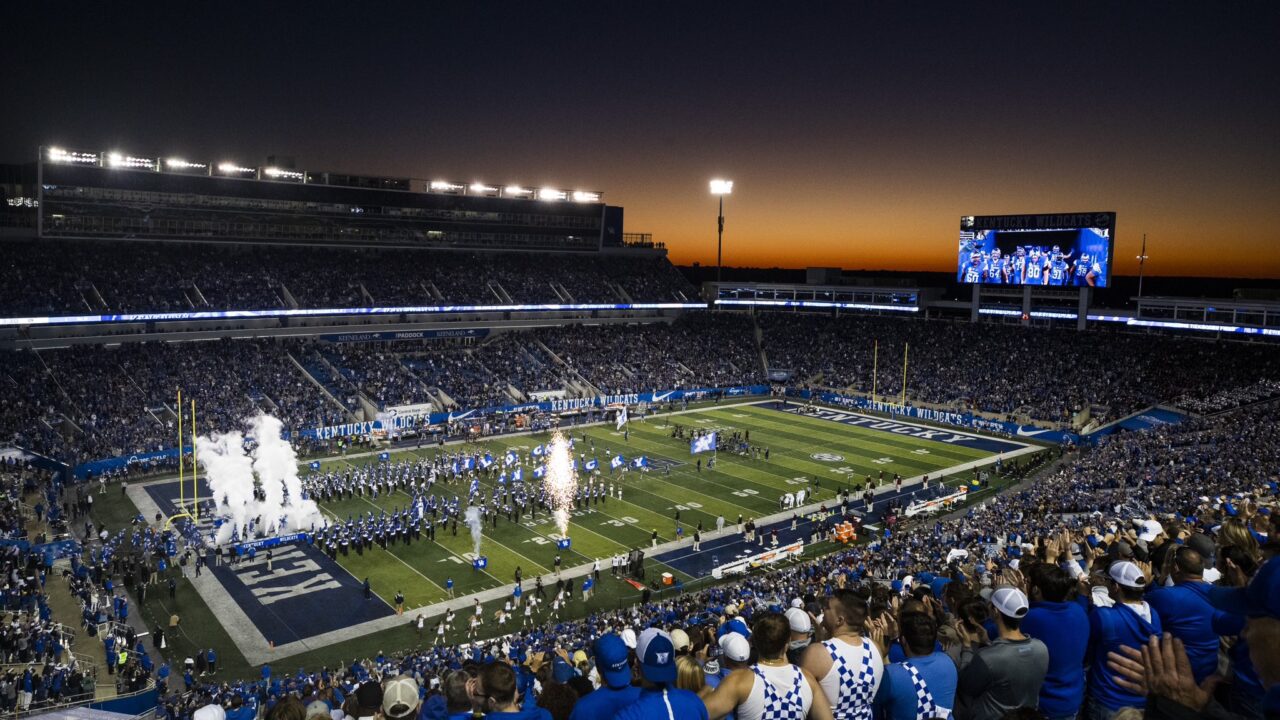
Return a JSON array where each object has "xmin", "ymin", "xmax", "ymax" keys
[
  {"xmin": 1210, "ymin": 553, "xmax": 1280, "ymax": 719},
  {"xmin": 103, "ymin": 635, "xmax": 116, "ymax": 675},
  {"xmin": 1086, "ymin": 560, "xmax": 1162, "ymax": 720},
  {"xmin": 1024, "ymin": 563, "xmax": 1090, "ymax": 720},
  {"xmin": 1145, "ymin": 545, "xmax": 1245, "ymax": 685}
]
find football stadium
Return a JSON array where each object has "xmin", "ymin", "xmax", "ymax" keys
[{"xmin": 3, "ymin": 5, "xmax": 1280, "ymax": 720}]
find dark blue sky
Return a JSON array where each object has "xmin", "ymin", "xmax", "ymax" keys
[{"xmin": 8, "ymin": 2, "xmax": 1278, "ymax": 276}]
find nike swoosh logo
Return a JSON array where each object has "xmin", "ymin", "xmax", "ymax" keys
[{"xmin": 1015, "ymin": 426, "xmax": 1050, "ymax": 437}]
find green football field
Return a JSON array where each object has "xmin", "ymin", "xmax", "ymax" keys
[
  {"xmin": 302, "ymin": 401, "xmax": 999, "ymax": 608},
  {"xmin": 89, "ymin": 400, "xmax": 1021, "ymax": 678}
]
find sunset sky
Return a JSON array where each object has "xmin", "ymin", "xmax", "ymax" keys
[{"xmin": 6, "ymin": 3, "xmax": 1278, "ymax": 277}]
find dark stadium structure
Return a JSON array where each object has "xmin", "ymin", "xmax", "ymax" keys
[
  {"xmin": 30, "ymin": 146, "xmax": 617, "ymax": 252},
  {"xmin": 2, "ymin": 145, "xmax": 1279, "ymax": 720}
]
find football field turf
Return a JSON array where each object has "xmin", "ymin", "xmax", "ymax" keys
[
  {"xmin": 301, "ymin": 400, "xmax": 1005, "ymax": 609},
  {"xmin": 94, "ymin": 399, "xmax": 1031, "ymax": 676}
]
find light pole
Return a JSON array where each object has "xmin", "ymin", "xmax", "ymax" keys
[
  {"xmin": 710, "ymin": 179, "xmax": 733, "ymax": 283},
  {"xmin": 1136, "ymin": 233, "xmax": 1149, "ymax": 299}
]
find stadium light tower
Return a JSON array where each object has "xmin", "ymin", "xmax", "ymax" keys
[
  {"xmin": 1136, "ymin": 233, "xmax": 1149, "ymax": 299},
  {"xmin": 710, "ymin": 179, "xmax": 733, "ymax": 283}
]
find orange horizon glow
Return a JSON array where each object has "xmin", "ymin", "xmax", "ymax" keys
[{"xmin": 616, "ymin": 176, "xmax": 1280, "ymax": 279}]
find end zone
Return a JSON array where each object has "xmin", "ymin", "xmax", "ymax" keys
[{"xmin": 756, "ymin": 400, "xmax": 1031, "ymax": 454}]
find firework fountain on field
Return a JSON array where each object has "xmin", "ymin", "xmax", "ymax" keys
[
  {"xmin": 195, "ymin": 414, "xmax": 324, "ymax": 545},
  {"xmin": 464, "ymin": 506, "xmax": 484, "ymax": 555},
  {"xmin": 543, "ymin": 431, "xmax": 579, "ymax": 541}
]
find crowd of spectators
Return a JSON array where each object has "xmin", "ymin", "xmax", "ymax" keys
[
  {"xmin": 759, "ymin": 313, "xmax": 1280, "ymax": 427},
  {"xmin": 318, "ymin": 345, "xmax": 437, "ymax": 410},
  {"xmin": 0, "ymin": 241, "xmax": 697, "ymax": 316},
  {"xmin": 1174, "ymin": 379, "xmax": 1280, "ymax": 416},
  {"xmin": 536, "ymin": 314, "xmax": 762, "ymax": 395},
  {"xmin": 0, "ymin": 463, "xmax": 97, "ymax": 716},
  {"xmin": 468, "ymin": 334, "xmax": 563, "ymax": 402},
  {"xmin": 149, "ymin": 398, "xmax": 1280, "ymax": 720},
  {"xmin": 0, "ymin": 315, "xmax": 769, "ymax": 466},
  {"xmin": 1, "ymin": 340, "xmax": 347, "ymax": 464},
  {"xmin": 5, "ymin": 313, "xmax": 1280, "ymax": 470}
]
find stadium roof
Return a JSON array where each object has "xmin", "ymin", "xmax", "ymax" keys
[{"xmin": 42, "ymin": 145, "xmax": 603, "ymax": 203}]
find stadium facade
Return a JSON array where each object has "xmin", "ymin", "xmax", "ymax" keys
[{"xmin": 24, "ymin": 146, "xmax": 620, "ymax": 251}]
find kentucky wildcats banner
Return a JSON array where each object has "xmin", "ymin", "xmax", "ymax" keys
[
  {"xmin": 690, "ymin": 432, "xmax": 717, "ymax": 455},
  {"xmin": 232, "ymin": 532, "xmax": 307, "ymax": 557}
]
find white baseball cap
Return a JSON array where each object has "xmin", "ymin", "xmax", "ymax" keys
[
  {"xmin": 619, "ymin": 628, "xmax": 637, "ymax": 649},
  {"xmin": 670, "ymin": 628, "xmax": 691, "ymax": 652},
  {"xmin": 718, "ymin": 632, "xmax": 751, "ymax": 663},
  {"xmin": 1109, "ymin": 560, "xmax": 1147, "ymax": 589},
  {"xmin": 193, "ymin": 705, "xmax": 226, "ymax": 720},
  {"xmin": 990, "ymin": 587, "xmax": 1029, "ymax": 619},
  {"xmin": 785, "ymin": 607, "xmax": 812, "ymax": 634},
  {"xmin": 1138, "ymin": 520, "xmax": 1164, "ymax": 543}
]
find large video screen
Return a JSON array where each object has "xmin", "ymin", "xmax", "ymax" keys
[{"xmin": 957, "ymin": 212, "xmax": 1115, "ymax": 287}]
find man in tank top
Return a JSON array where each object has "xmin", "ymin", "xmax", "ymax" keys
[
  {"xmin": 800, "ymin": 588, "xmax": 885, "ymax": 720},
  {"xmin": 704, "ymin": 612, "xmax": 833, "ymax": 720}
]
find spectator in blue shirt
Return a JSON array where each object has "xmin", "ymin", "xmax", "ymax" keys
[
  {"xmin": 875, "ymin": 611, "xmax": 957, "ymax": 720},
  {"xmin": 1024, "ymin": 562, "xmax": 1090, "ymax": 720},
  {"xmin": 1146, "ymin": 545, "xmax": 1245, "ymax": 684},
  {"xmin": 616, "ymin": 628, "xmax": 709, "ymax": 720},
  {"xmin": 438, "ymin": 669, "xmax": 476, "ymax": 720},
  {"xmin": 569, "ymin": 633, "xmax": 639, "ymax": 720},
  {"xmin": 1086, "ymin": 561, "xmax": 1162, "ymax": 720},
  {"xmin": 1210, "ymin": 554, "xmax": 1280, "ymax": 720},
  {"xmin": 468, "ymin": 662, "xmax": 551, "ymax": 720}
]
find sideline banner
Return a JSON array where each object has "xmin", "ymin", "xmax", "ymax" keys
[
  {"xmin": 232, "ymin": 532, "xmax": 308, "ymax": 556},
  {"xmin": 319, "ymin": 328, "xmax": 489, "ymax": 343},
  {"xmin": 305, "ymin": 385, "xmax": 771, "ymax": 440},
  {"xmin": 712, "ymin": 541, "xmax": 804, "ymax": 579},
  {"xmin": 904, "ymin": 487, "xmax": 969, "ymax": 517}
]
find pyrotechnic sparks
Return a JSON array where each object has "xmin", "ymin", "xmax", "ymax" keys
[{"xmin": 543, "ymin": 431, "xmax": 578, "ymax": 538}]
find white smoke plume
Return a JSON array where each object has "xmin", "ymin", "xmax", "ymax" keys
[
  {"xmin": 196, "ymin": 413, "xmax": 323, "ymax": 544},
  {"xmin": 464, "ymin": 506, "xmax": 484, "ymax": 557}
]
